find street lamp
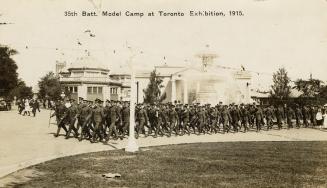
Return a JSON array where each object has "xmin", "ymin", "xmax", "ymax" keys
[{"xmin": 125, "ymin": 45, "xmax": 139, "ymax": 152}]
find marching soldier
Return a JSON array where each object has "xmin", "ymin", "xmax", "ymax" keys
[
  {"xmin": 106, "ymin": 100, "xmax": 121, "ymax": 140},
  {"xmin": 78, "ymin": 99, "xmax": 92, "ymax": 141},
  {"xmin": 121, "ymin": 101, "xmax": 130, "ymax": 137},
  {"xmin": 286, "ymin": 106, "xmax": 295, "ymax": 129},
  {"xmin": 240, "ymin": 104, "xmax": 250, "ymax": 132},
  {"xmin": 265, "ymin": 105, "xmax": 275, "ymax": 130},
  {"xmin": 294, "ymin": 105, "xmax": 303, "ymax": 128},
  {"xmin": 91, "ymin": 99, "xmax": 105, "ymax": 143},
  {"xmin": 181, "ymin": 104, "xmax": 191, "ymax": 135},
  {"xmin": 52, "ymin": 99, "xmax": 68, "ymax": 137},
  {"xmin": 168, "ymin": 105, "xmax": 179, "ymax": 137},
  {"xmin": 221, "ymin": 105, "xmax": 231, "ymax": 133},
  {"xmin": 255, "ymin": 105, "xmax": 264, "ymax": 132},
  {"xmin": 65, "ymin": 99, "xmax": 79, "ymax": 139},
  {"xmin": 276, "ymin": 105, "xmax": 284, "ymax": 130},
  {"xmin": 154, "ymin": 104, "xmax": 164, "ymax": 137},
  {"xmin": 209, "ymin": 107, "xmax": 219, "ymax": 133},
  {"xmin": 136, "ymin": 104, "xmax": 149, "ymax": 138},
  {"xmin": 302, "ymin": 105, "xmax": 310, "ymax": 127},
  {"xmin": 197, "ymin": 106, "xmax": 206, "ymax": 135}
]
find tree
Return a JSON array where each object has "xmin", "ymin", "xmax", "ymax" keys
[
  {"xmin": 38, "ymin": 72, "xmax": 62, "ymax": 100},
  {"xmin": 143, "ymin": 70, "xmax": 163, "ymax": 104},
  {"xmin": 270, "ymin": 67, "xmax": 291, "ymax": 100},
  {"xmin": 293, "ymin": 78, "xmax": 322, "ymax": 97},
  {"xmin": 318, "ymin": 85, "xmax": 327, "ymax": 104},
  {"xmin": 0, "ymin": 45, "xmax": 18, "ymax": 97},
  {"xmin": 9, "ymin": 79, "xmax": 33, "ymax": 99}
]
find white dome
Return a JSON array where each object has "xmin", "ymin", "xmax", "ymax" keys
[{"xmin": 69, "ymin": 56, "xmax": 108, "ymax": 70}]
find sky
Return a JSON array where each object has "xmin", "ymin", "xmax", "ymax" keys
[{"xmin": 0, "ymin": 0, "xmax": 327, "ymax": 89}]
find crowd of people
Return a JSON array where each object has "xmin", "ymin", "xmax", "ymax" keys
[
  {"xmin": 48, "ymin": 97, "xmax": 327, "ymax": 143},
  {"xmin": 17, "ymin": 98, "xmax": 41, "ymax": 117}
]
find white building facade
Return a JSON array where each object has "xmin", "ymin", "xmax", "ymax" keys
[{"xmin": 57, "ymin": 53, "xmax": 252, "ymax": 105}]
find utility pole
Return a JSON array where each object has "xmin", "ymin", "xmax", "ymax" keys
[{"xmin": 125, "ymin": 44, "xmax": 139, "ymax": 152}]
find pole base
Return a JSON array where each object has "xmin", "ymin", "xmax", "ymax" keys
[{"xmin": 125, "ymin": 136, "xmax": 139, "ymax": 152}]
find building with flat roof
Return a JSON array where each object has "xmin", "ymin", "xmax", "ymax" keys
[
  {"xmin": 57, "ymin": 52, "xmax": 253, "ymax": 105},
  {"xmin": 58, "ymin": 55, "xmax": 123, "ymax": 102}
]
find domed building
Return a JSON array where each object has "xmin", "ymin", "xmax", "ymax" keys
[
  {"xmin": 57, "ymin": 52, "xmax": 253, "ymax": 105},
  {"xmin": 58, "ymin": 55, "xmax": 123, "ymax": 102}
]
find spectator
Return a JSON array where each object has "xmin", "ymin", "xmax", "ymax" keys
[
  {"xmin": 316, "ymin": 108, "xmax": 323, "ymax": 129},
  {"xmin": 323, "ymin": 109, "xmax": 327, "ymax": 129}
]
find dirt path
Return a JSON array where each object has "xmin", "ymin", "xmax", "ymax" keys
[{"xmin": 1, "ymin": 109, "xmax": 327, "ymax": 179}]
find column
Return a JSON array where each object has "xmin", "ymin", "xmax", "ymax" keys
[
  {"xmin": 103, "ymin": 85, "xmax": 110, "ymax": 102},
  {"xmin": 196, "ymin": 81, "xmax": 200, "ymax": 93},
  {"xmin": 183, "ymin": 79, "xmax": 188, "ymax": 104},
  {"xmin": 196, "ymin": 81, "xmax": 200, "ymax": 103},
  {"xmin": 171, "ymin": 78, "xmax": 176, "ymax": 102},
  {"xmin": 78, "ymin": 85, "xmax": 87, "ymax": 102}
]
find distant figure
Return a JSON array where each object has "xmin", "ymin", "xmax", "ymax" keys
[
  {"xmin": 316, "ymin": 108, "xmax": 323, "ymax": 129},
  {"xmin": 23, "ymin": 99, "xmax": 31, "ymax": 116},
  {"xmin": 43, "ymin": 99, "xmax": 46, "ymax": 109},
  {"xmin": 323, "ymin": 109, "xmax": 327, "ymax": 129},
  {"xmin": 18, "ymin": 99, "xmax": 25, "ymax": 114},
  {"xmin": 31, "ymin": 99, "xmax": 39, "ymax": 117}
]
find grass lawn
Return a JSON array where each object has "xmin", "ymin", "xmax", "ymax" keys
[{"xmin": 3, "ymin": 141, "xmax": 327, "ymax": 188}]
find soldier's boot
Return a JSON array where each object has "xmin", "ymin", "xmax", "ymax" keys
[
  {"xmin": 54, "ymin": 127, "xmax": 61, "ymax": 137},
  {"xmin": 90, "ymin": 130, "xmax": 97, "ymax": 143},
  {"xmin": 65, "ymin": 129, "xmax": 71, "ymax": 139}
]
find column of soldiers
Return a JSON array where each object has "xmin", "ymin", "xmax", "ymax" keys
[{"xmin": 50, "ymin": 97, "xmax": 324, "ymax": 143}]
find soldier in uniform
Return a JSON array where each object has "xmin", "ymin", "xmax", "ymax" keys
[
  {"xmin": 147, "ymin": 104, "xmax": 156, "ymax": 136},
  {"xmin": 265, "ymin": 105, "xmax": 275, "ymax": 130},
  {"xmin": 106, "ymin": 100, "xmax": 121, "ymax": 140},
  {"xmin": 168, "ymin": 105, "xmax": 179, "ymax": 137},
  {"xmin": 276, "ymin": 105, "xmax": 284, "ymax": 130},
  {"xmin": 103, "ymin": 100, "xmax": 111, "ymax": 138},
  {"xmin": 52, "ymin": 99, "xmax": 68, "ymax": 137},
  {"xmin": 189, "ymin": 105, "xmax": 197, "ymax": 134},
  {"xmin": 221, "ymin": 105, "xmax": 231, "ymax": 133},
  {"xmin": 116, "ymin": 101, "xmax": 123, "ymax": 135},
  {"xmin": 302, "ymin": 105, "xmax": 310, "ymax": 127},
  {"xmin": 197, "ymin": 106, "xmax": 206, "ymax": 135},
  {"xmin": 91, "ymin": 99, "xmax": 105, "ymax": 143},
  {"xmin": 162, "ymin": 104, "xmax": 170, "ymax": 134},
  {"xmin": 294, "ymin": 104, "xmax": 303, "ymax": 128},
  {"xmin": 65, "ymin": 99, "xmax": 79, "ymax": 139},
  {"xmin": 255, "ymin": 105, "xmax": 264, "ymax": 132},
  {"xmin": 76, "ymin": 97, "xmax": 84, "ymax": 132},
  {"xmin": 286, "ymin": 106, "xmax": 295, "ymax": 129},
  {"xmin": 230, "ymin": 104, "xmax": 241, "ymax": 132},
  {"xmin": 78, "ymin": 99, "xmax": 92, "ymax": 141},
  {"xmin": 240, "ymin": 104, "xmax": 250, "ymax": 132},
  {"xmin": 121, "ymin": 101, "xmax": 130, "ymax": 137},
  {"xmin": 180, "ymin": 104, "xmax": 191, "ymax": 135},
  {"xmin": 136, "ymin": 104, "xmax": 149, "ymax": 138},
  {"xmin": 310, "ymin": 106, "xmax": 317, "ymax": 127},
  {"xmin": 154, "ymin": 104, "xmax": 164, "ymax": 137}
]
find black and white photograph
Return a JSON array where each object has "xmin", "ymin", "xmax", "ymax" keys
[{"xmin": 1, "ymin": 0, "xmax": 327, "ymax": 187}]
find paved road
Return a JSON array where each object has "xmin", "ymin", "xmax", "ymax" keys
[{"xmin": 1, "ymin": 108, "xmax": 327, "ymax": 178}]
